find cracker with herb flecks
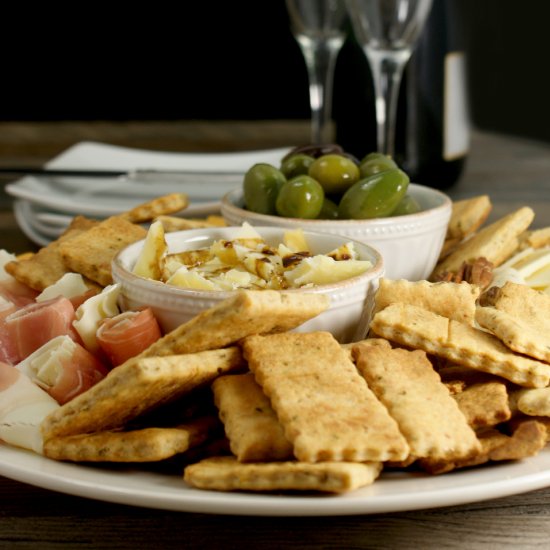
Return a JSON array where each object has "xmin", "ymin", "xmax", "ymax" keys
[
  {"xmin": 118, "ymin": 193, "xmax": 189, "ymax": 224},
  {"xmin": 41, "ymin": 347, "xmax": 245, "ymax": 440},
  {"xmin": 433, "ymin": 206, "xmax": 534, "ymax": 278},
  {"xmin": 352, "ymin": 342, "xmax": 480, "ymax": 462},
  {"xmin": 138, "ymin": 290, "xmax": 330, "ymax": 359},
  {"xmin": 452, "ymin": 381, "xmax": 511, "ymax": 429},
  {"xmin": 243, "ymin": 331, "xmax": 409, "ymax": 463},
  {"xmin": 58, "ymin": 215, "xmax": 147, "ymax": 286},
  {"xmin": 4, "ymin": 215, "xmax": 101, "ymax": 291},
  {"xmin": 477, "ymin": 282, "xmax": 550, "ymax": 362},
  {"xmin": 419, "ymin": 420, "xmax": 547, "ymax": 474},
  {"xmin": 373, "ymin": 278, "xmax": 480, "ymax": 324},
  {"xmin": 43, "ymin": 416, "xmax": 220, "ymax": 462},
  {"xmin": 212, "ymin": 373, "xmax": 293, "ymax": 462},
  {"xmin": 370, "ymin": 302, "xmax": 550, "ymax": 388},
  {"xmin": 184, "ymin": 456, "xmax": 383, "ymax": 493},
  {"xmin": 446, "ymin": 195, "xmax": 492, "ymax": 241}
]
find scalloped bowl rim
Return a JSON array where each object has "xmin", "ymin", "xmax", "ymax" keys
[{"xmin": 111, "ymin": 226, "xmax": 385, "ymax": 305}]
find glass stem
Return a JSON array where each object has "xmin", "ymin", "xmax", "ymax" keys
[
  {"xmin": 366, "ymin": 50, "xmax": 410, "ymax": 157},
  {"xmin": 299, "ymin": 38, "xmax": 342, "ymax": 144}
]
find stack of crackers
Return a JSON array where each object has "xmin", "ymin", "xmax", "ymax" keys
[
  {"xmin": 431, "ymin": 194, "xmax": 550, "ymax": 285},
  {"xmin": 10, "ymin": 192, "xmax": 550, "ymax": 494},
  {"xmin": 37, "ymin": 274, "xmax": 550, "ymax": 494},
  {"xmin": 4, "ymin": 193, "xmax": 225, "ymax": 291}
]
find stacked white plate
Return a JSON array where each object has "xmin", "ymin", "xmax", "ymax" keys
[{"xmin": 6, "ymin": 141, "xmax": 292, "ymax": 246}]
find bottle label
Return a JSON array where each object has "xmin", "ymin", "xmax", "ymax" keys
[{"xmin": 444, "ymin": 52, "xmax": 470, "ymax": 160}]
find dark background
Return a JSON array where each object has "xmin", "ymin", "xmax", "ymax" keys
[{"xmin": 1, "ymin": 0, "xmax": 549, "ymax": 143}]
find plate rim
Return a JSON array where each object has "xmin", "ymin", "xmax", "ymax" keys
[{"xmin": 2, "ymin": 442, "xmax": 550, "ymax": 517}]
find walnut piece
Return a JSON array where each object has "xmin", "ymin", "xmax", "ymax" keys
[{"xmin": 433, "ymin": 257, "xmax": 494, "ymax": 289}]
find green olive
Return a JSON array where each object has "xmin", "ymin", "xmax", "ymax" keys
[
  {"xmin": 338, "ymin": 169, "xmax": 410, "ymax": 219},
  {"xmin": 243, "ymin": 163, "xmax": 286, "ymax": 215},
  {"xmin": 316, "ymin": 197, "xmax": 339, "ymax": 219},
  {"xmin": 281, "ymin": 144, "xmax": 344, "ymax": 162},
  {"xmin": 308, "ymin": 154, "xmax": 360, "ymax": 194},
  {"xmin": 275, "ymin": 175, "xmax": 324, "ymax": 219},
  {"xmin": 391, "ymin": 194, "xmax": 422, "ymax": 216},
  {"xmin": 359, "ymin": 151, "xmax": 387, "ymax": 164},
  {"xmin": 280, "ymin": 154, "xmax": 315, "ymax": 179},
  {"xmin": 359, "ymin": 155, "xmax": 398, "ymax": 179}
]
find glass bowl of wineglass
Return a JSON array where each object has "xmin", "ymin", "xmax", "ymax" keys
[
  {"xmin": 286, "ymin": 0, "xmax": 348, "ymax": 145},
  {"xmin": 345, "ymin": 0, "xmax": 433, "ymax": 157}
]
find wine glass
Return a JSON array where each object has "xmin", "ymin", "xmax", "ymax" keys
[
  {"xmin": 346, "ymin": 0, "xmax": 433, "ymax": 157},
  {"xmin": 286, "ymin": 0, "xmax": 348, "ymax": 145}
]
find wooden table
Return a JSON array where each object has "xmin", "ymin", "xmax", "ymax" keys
[{"xmin": 2, "ymin": 122, "xmax": 550, "ymax": 549}]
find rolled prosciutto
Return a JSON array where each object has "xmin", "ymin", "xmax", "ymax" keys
[
  {"xmin": 0, "ymin": 361, "xmax": 59, "ymax": 454},
  {"xmin": 16, "ymin": 335, "xmax": 109, "ymax": 405},
  {"xmin": 0, "ymin": 278, "xmax": 39, "ymax": 308},
  {"xmin": 5, "ymin": 296, "xmax": 77, "ymax": 363},
  {"xmin": 97, "ymin": 308, "xmax": 162, "ymax": 366},
  {"xmin": 0, "ymin": 298, "xmax": 18, "ymax": 365}
]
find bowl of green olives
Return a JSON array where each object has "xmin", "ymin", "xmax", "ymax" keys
[{"xmin": 220, "ymin": 145, "xmax": 452, "ymax": 281}]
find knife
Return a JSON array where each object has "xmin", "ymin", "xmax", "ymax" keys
[{"xmin": 0, "ymin": 167, "xmax": 244, "ymax": 181}]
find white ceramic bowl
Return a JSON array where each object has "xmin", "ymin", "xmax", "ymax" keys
[
  {"xmin": 111, "ymin": 226, "xmax": 384, "ymax": 343},
  {"xmin": 220, "ymin": 184, "xmax": 452, "ymax": 281}
]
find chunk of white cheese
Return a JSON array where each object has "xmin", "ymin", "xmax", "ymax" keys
[
  {"xmin": 132, "ymin": 220, "xmax": 167, "ymax": 280},
  {"xmin": 36, "ymin": 272, "xmax": 90, "ymax": 302},
  {"xmin": 0, "ymin": 250, "xmax": 17, "ymax": 282},
  {"xmin": 72, "ymin": 284, "xmax": 121, "ymax": 352}
]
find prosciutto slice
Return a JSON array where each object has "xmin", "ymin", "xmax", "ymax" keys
[
  {"xmin": 0, "ymin": 298, "xmax": 18, "ymax": 365},
  {"xmin": 5, "ymin": 296, "xmax": 77, "ymax": 363},
  {"xmin": 0, "ymin": 361, "xmax": 59, "ymax": 454},
  {"xmin": 16, "ymin": 335, "xmax": 109, "ymax": 405},
  {"xmin": 96, "ymin": 308, "xmax": 162, "ymax": 366},
  {"xmin": 0, "ymin": 278, "xmax": 39, "ymax": 308}
]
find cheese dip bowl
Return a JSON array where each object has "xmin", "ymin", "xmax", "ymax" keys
[
  {"xmin": 220, "ymin": 184, "xmax": 452, "ymax": 281},
  {"xmin": 111, "ymin": 226, "xmax": 384, "ymax": 343}
]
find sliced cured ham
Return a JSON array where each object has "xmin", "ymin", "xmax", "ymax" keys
[
  {"xmin": 0, "ymin": 298, "xmax": 18, "ymax": 365},
  {"xmin": 0, "ymin": 278, "xmax": 39, "ymax": 308},
  {"xmin": 97, "ymin": 308, "xmax": 162, "ymax": 366},
  {"xmin": 5, "ymin": 296, "xmax": 77, "ymax": 363},
  {"xmin": 73, "ymin": 284, "xmax": 120, "ymax": 353},
  {"xmin": 0, "ymin": 361, "xmax": 60, "ymax": 454},
  {"xmin": 16, "ymin": 335, "xmax": 109, "ymax": 405}
]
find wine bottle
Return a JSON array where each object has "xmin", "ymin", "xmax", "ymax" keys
[{"xmin": 335, "ymin": 0, "xmax": 470, "ymax": 189}]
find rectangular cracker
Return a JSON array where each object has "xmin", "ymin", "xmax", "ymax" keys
[
  {"xmin": 212, "ymin": 373, "xmax": 293, "ymax": 462},
  {"xmin": 419, "ymin": 420, "xmax": 547, "ymax": 474},
  {"xmin": 43, "ymin": 416, "xmax": 220, "ymax": 462},
  {"xmin": 4, "ymin": 216, "xmax": 101, "ymax": 291},
  {"xmin": 154, "ymin": 215, "xmax": 226, "ymax": 232},
  {"xmin": 479, "ymin": 282, "xmax": 550, "ymax": 361},
  {"xmin": 433, "ymin": 206, "xmax": 534, "ymax": 277},
  {"xmin": 373, "ymin": 278, "xmax": 480, "ymax": 324},
  {"xmin": 242, "ymin": 331, "xmax": 409, "ymax": 463},
  {"xmin": 119, "ymin": 193, "xmax": 189, "ymax": 224},
  {"xmin": 476, "ymin": 305, "xmax": 550, "ymax": 363},
  {"xmin": 183, "ymin": 456, "xmax": 382, "ymax": 493},
  {"xmin": 370, "ymin": 303, "xmax": 550, "ymax": 388},
  {"xmin": 482, "ymin": 282, "xmax": 550, "ymax": 326},
  {"xmin": 446, "ymin": 195, "xmax": 492, "ymax": 241},
  {"xmin": 352, "ymin": 343, "xmax": 480, "ymax": 461},
  {"xmin": 452, "ymin": 382, "xmax": 511, "ymax": 429},
  {"xmin": 519, "ymin": 227, "xmax": 550, "ymax": 249},
  {"xmin": 41, "ymin": 346, "xmax": 245, "ymax": 440},
  {"xmin": 59, "ymin": 215, "xmax": 147, "ymax": 286},
  {"xmin": 437, "ymin": 364, "xmax": 504, "ymax": 387},
  {"xmin": 511, "ymin": 387, "xmax": 550, "ymax": 417},
  {"xmin": 137, "ymin": 290, "xmax": 330, "ymax": 358}
]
